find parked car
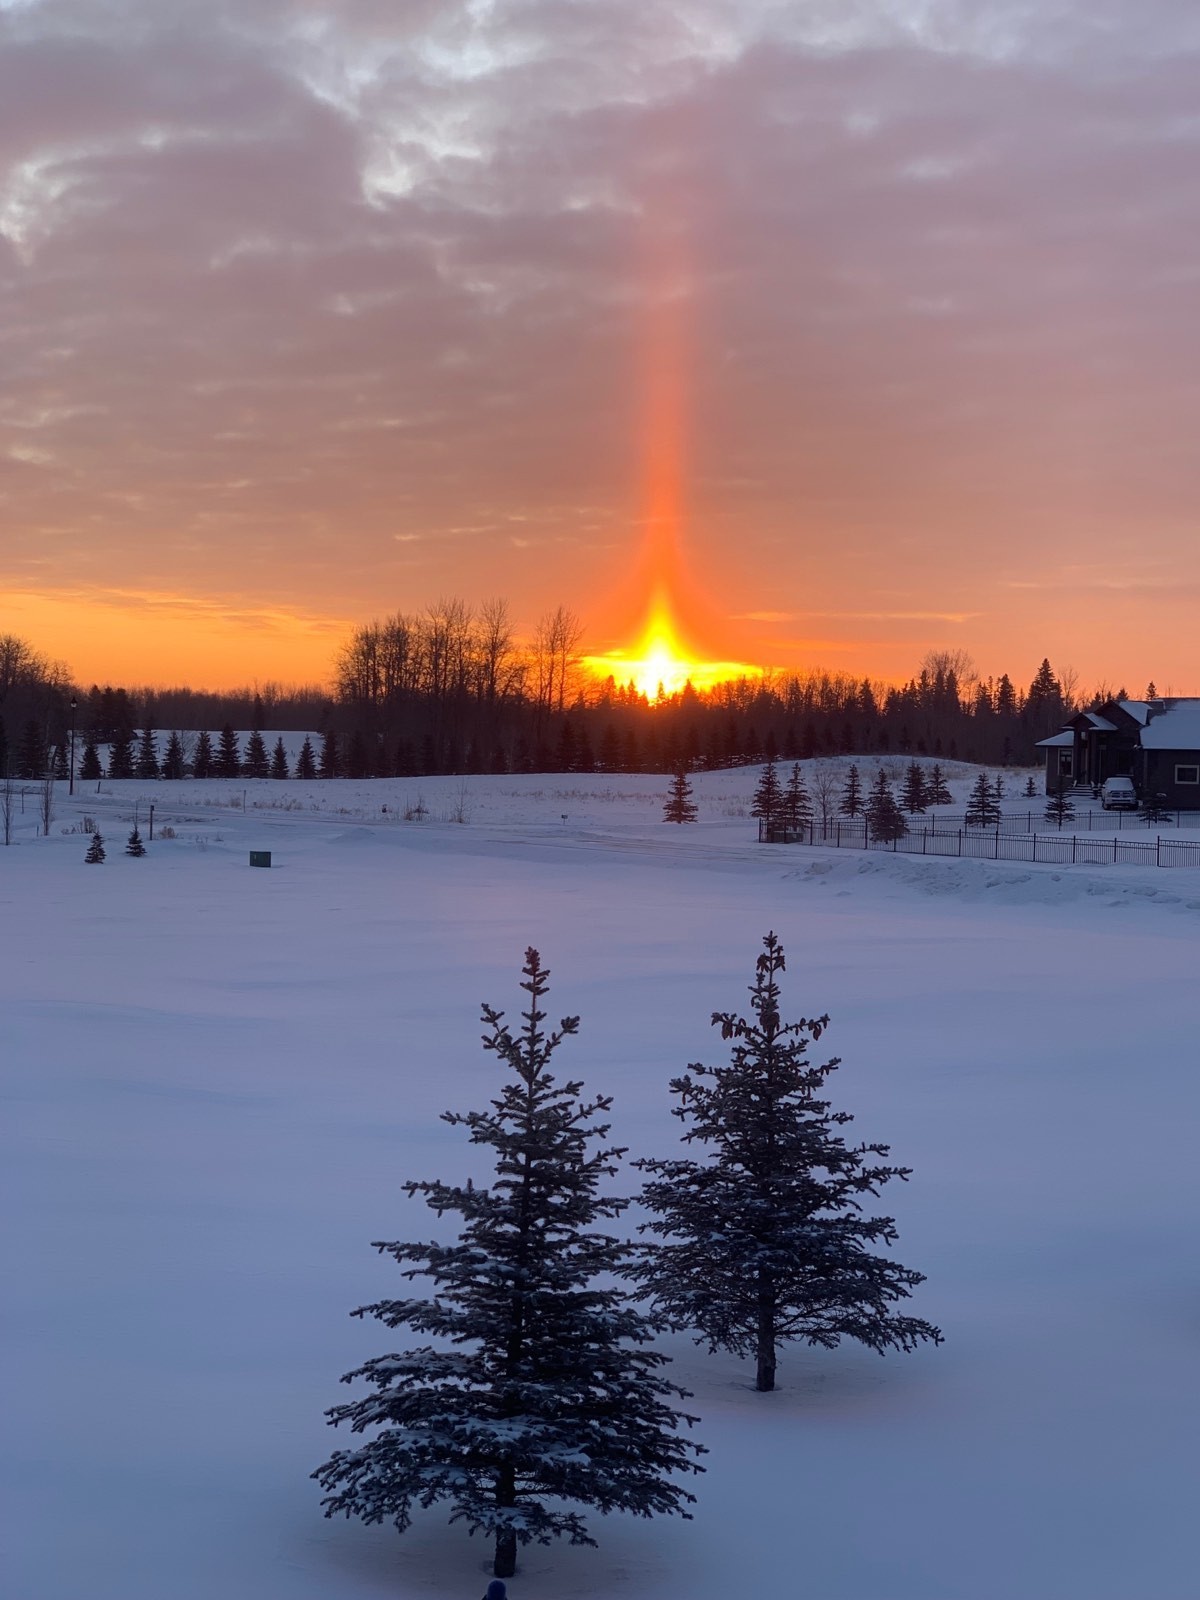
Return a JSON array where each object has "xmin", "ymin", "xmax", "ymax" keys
[{"xmin": 1101, "ymin": 776, "xmax": 1138, "ymax": 810}]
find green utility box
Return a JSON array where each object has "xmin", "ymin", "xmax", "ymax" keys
[{"xmin": 249, "ymin": 851, "xmax": 272, "ymax": 868}]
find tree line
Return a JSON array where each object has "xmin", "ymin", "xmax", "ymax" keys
[{"xmin": 1, "ymin": 622, "xmax": 1156, "ymax": 781}]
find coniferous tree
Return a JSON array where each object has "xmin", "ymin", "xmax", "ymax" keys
[
  {"xmin": 965, "ymin": 772, "xmax": 1000, "ymax": 827},
  {"xmin": 634, "ymin": 933, "xmax": 941, "ymax": 1392},
  {"xmin": 1139, "ymin": 790, "xmax": 1169, "ymax": 823},
  {"xmin": 193, "ymin": 730, "xmax": 215, "ymax": 780},
  {"xmin": 313, "ymin": 950, "xmax": 704, "ymax": 1578},
  {"xmin": 79, "ymin": 742, "xmax": 102, "ymax": 781},
  {"xmin": 54, "ymin": 743, "xmax": 68, "ymax": 780},
  {"xmin": 216, "ymin": 725, "xmax": 242, "ymax": 779},
  {"xmin": 85, "ymin": 830, "xmax": 106, "ymax": 864},
  {"xmin": 161, "ymin": 731, "xmax": 186, "ymax": 780},
  {"xmin": 18, "ymin": 718, "xmax": 47, "ymax": 779},
  {"xmin": 926, "ymin": 763, "xmax": 952, "ymax": 806},
  {"xmin": 1023, "ymin": 775, "xmax": 1037, "ymax": 799},
  {"xmin": 135, "ymin": 727, "xmax": 160, "ymax": 780},
  {"xmin": 900, "ymin": 761, "xmax": 927, "ymax": 814},
  {"xmin": 783, "ymin": 763, "xmax": 813, "ymax": 834},
  {"xmin": 865, "ymin": 769, "xmax": 907, "ymax": 843},
  {"xmin": 838, "ymin": 763, "xmax": 863, "ymax": 817},
  {"xmin": 125, "ymin": 826, "xmax": 146, "ymax": 857},
  {"xmin": 751, "ymin": 759, "xmax": 783, "ymax": 831},
  {"xmin": 270, "ymin": 737, "xmax": 289, "ymax": 779},
  {"xmin": 295, "ymin": 736, "xmax": 317, "ymax": 780},
  {"xmin": 107, "ymin": 727, "xmax": 135, "ymax": 779},
  {"xmin": 1045, "ymin": 777, "xmax": 1075, "ymax": 829},
  {"xmin": 0, "ymin": 714, "xmax": 7, "ymax": 776},
  {"xmin": 345, "ymin": 729, "xmax": 369, "ymax": 780},
  {"xmin": 319, "ymin": 729, "xmax": 340, "ymax": 779},
  {"xmin": 663, "ymin": 768, "xmax": 698, "ymax": 824},
  {"xmin": 243, "ymin": 729, "xmax": 269, "ymax": 779}
]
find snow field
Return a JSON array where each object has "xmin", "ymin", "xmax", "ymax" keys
[{"xmin": 3, "ymin": 766, "xmax": 1199, "ymax": 1599}]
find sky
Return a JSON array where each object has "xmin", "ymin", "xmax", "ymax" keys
[{"xmin": 2, "ymin": 0, "xmax": 1199, "ymax": 692}]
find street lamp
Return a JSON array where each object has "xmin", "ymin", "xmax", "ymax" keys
[{"xmin": 69, "ymin": 694, "xmax": 78, "ymax": 797}]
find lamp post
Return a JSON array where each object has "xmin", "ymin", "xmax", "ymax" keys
[{"xmin": 68, "ymin": 694, "xmax": 78, "ymax": 797}]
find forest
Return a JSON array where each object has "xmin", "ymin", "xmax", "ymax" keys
[{"xmin": 0, "ymin": 611, "xmax": 1151, "ymax": 780}]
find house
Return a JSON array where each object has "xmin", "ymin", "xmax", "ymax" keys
[{"xmin": 1037, "ymin": 698, "xmax": 1200, "ymax": 809}]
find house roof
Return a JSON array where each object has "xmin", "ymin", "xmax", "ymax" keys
[
  {"xmin": 1139, "ymin": 699, "xmax": 1200, "ymax": 750},
  {"xmin": 1036, "ymin": 731, "xmax": 1076, "ymax": 747},
  {"xmin": 1082, "ymin": 713, "xmax": 1118, "ymax": 730},
  {"xmin": 1117, "ymin": 700, "xmax": 1152, "ymax": 725}
]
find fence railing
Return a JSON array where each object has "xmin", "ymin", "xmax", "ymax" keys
[{"xmin": 759, "ymin": 816, "xmax": 1200, "ymax": 869}]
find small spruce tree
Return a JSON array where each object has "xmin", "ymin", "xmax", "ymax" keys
[
  {"xmin": 107, "ymin": 727, "xmax": 135, "ymax": 779},
  {"xmin": 135, "ymin": 727, "xmax": 159, "ymax": 780},
  {"xmin": 900, "ymin": 761, "xmax": 927, "ymax": 814},
  {"xmin": 865, "ymin": 769, "xmax": 907, "ymax": 843},
  {"xmin": 750, "ymin": 759, "xmax": 783, "ymax": 832},
  {"xmin": 161, "ymin": 731, "xmax": 186, "ymax": 781},
  {"xmin": 193, "ymin": 730, "xmax": 215, "ymax": 780},
  {"xmin": 270, "ymin": 737, "xmax": 289, "ymax": 780},
  {"xmin": 295, "ymin": 736, "xmax": 318, "ymax": 781},
  {"xmin": 216, "ymin": 725, "xmax": 241, "ymax": 780},
  {"xmin": 1023, "ymin": 775, "xmax": 1037, "ymax": 799},
  {"xmin": 125, "ymin": 826, "xmax": 146, "ymax": 857},
  {"xmin": 85, "ymin": 830, "xmax": 106, "ymax": 864},
  {"xmin": 319, "ymin": 729, "xmax": 340, "ymax": 779},
  {"xmin": 783, "ymin": 763, "xmax": 813, "ymax": 835},
  {"xmin": 243, "ymin": 729, "xmax": 269, "ymax": 779},
  {"xmin": 633, "ymin": 934, "xmax": 941, "ymax": 1392},
  {"xmin": 964, "ymin": 772, "xmax": 1000, "ymax": 828},
  {"xmin": 663, "ymin": 768, "xmax": 698, "ymax": 824},
  {"xmin": 312, "ymin": 950, "xmax": 704, "ymax": 1578},
  {"xmin": 1139, "ymin": 790, "xmax": 1169, "ymax": 824},
  {"xmin": 838, "ymin": 763, "xmax": 864, "ymax": 817},
  {"xmin": 926, "ymin": 763, "xmax": 952, "ymax": 806},
  {"xmin": 1045, "ymin": 776, "xmax": 1076, "ymax": 829}
]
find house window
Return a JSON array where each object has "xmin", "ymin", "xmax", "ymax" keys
[
  {"xmin": 1174, "ymin": 764, "xmax": 1200, "ymax": 785},
  {"xmin": 1060, "ymin": 753, "xmax": 1073, "ymax": 777}
]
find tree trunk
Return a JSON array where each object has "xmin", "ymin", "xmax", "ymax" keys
[
  {"xmin": 494, "ymin": 1528, "xmax": 517, "ymax": 1579},
  {"xmin": 494, "ymin": 1464, "xmax": 517, "ymax": 1577},
  {"xmin": 755, "ymin": 1285, "xmax": 777, "ymax": 1392}
]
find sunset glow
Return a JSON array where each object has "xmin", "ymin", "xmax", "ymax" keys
[{"xmin": 583, "ymin": 593, "xmax": 754, "ymax": 700}]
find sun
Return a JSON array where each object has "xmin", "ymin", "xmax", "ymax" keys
[{"xmin": 582, "ymin": 596, "xmax": 752, "ymax": 700}]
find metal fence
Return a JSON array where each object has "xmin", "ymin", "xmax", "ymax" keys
[{"xmin": 759, "ymin": 816, "xmax": 1200, "ymax": 869}]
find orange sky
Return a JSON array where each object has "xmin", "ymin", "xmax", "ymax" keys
[{"xmin": 3, "ymin": 2, "xmax": 1199, "ymax": 695}]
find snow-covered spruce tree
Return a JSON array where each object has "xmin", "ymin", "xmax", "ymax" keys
[
  {"xmin": 84, "ymin": 830, "xmax": 105, "ymax": 863},
  {"xmin": 313, "ymin": 950, "xmax": 704, "ymax": 1579},
  {"xmin": 964, "ymin": 771, "xmax": 1000, "ymax": 828},
  {"xmin": 663, "ymin": 768, "xmax": 698, "ymax": 824},
  {"xmin": 865, "ymin": 769, "xmax": 907, "ymax": 843},
  {"xmin": 926, "ymin": 763, "xmax": 952, "ymax": 806},
  {"xmin": 633, "ymin": 933, "xmax": 941, "ymax": 1393},
  {"xmin": 125, "ymin": 826, "xmax": 146, "ymax": 857}
]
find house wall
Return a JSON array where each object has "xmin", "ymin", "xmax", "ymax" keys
[{"xmin": 1139, "ymin": 749, "xmax": 1200, "ymax": 810}]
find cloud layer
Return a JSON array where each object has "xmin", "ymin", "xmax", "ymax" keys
[{"xmin": 2, "ymin": 0, "xmax": 1199, "ymax": 685}]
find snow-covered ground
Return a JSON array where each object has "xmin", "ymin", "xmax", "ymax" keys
[{"xmin": 4, "ymin": 765, "xmax": 1199, "ymax": 1600}]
